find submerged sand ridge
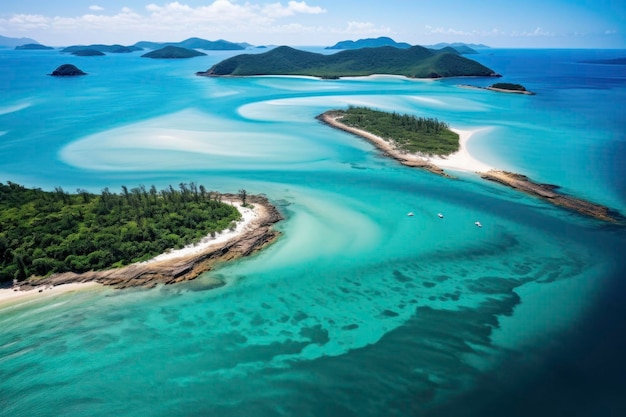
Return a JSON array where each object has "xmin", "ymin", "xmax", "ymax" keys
[
  {"xmin": 319, "ymin": 111, "xmax": 620, "ymax": 223},
  {"xmin": 12, "ymin": 195, "xmax": 282, "ymax": 293}
]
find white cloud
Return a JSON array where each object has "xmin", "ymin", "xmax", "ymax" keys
[
  {"xmin": 0, "ymin": 1, "xmax": 330, "ymax": 43},
  {"xmin": 342, "ymin": 21, "xmax": 391, "ymax": 35},
  {"xmin": 263, "ymin": 1, "xmax": 326, "ymax": 18}
]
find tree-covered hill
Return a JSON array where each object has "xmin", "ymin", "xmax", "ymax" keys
[
  {"xmin": 334, "ymin": 106, "xmax": 460, "ymax": 155},
  {"xmin": 198, "ymin": 45, "xmax": 498, "ymax": 79},
  {"xmin": 141, "ymin": 46, "xmax": 207, "ymax": 59},
  {"xmin": 0, "ymin": 182, "xmax": 241, "ymax": 283}
]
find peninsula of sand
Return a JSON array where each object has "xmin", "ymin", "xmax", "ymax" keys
[
  {"xmin": 1, "ymin": 195, "xmax": 282, "ymax": 306},
  {"xmin": 318, "ymin": 111, "xmax": 619, "ymax": 222}
]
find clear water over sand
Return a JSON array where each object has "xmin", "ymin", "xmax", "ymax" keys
[{"xmin": 1, "ymin": 47, "xmax": 625, "ymax": 416}]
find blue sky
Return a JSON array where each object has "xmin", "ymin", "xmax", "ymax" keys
[{"xmin": 1, "ymin": 0, "xmax": 624, "ymax": 47}]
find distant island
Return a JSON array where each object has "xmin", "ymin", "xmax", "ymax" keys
[
  {"xmin": 15, "ymin": 43, "xmax": 54, "ymax": 50},
  {"xmin": 197, "ymin": 45, "xmax": 500, "ymax": 79},
  {"xmin": 326, "ymin": 36, "xmax": 412, "ymax": 50},
  {"xmin": 326, "ymin": 37, "xmax": 479, "ymax": 54},
  {"xmin": 61, "ymin": 44, "xmax": 142, "ymax": 54},
  {"xmin": 319, "ymin": 107, "xmax": 619, "ymax": 222},
  {"xmin": 49, "ymin": 64, "xmax": 86, "ymax": 76},
  {"xmin": 459, "ymin": 82, "xmax": 535, "ymax": 95},
  {"xmin": 71, "ymin": 49, "xmax": 105, "ymax": 57},
  {"xmin": 135, "ymin": 37, "xmax": 245, "ymax": 51},
  {"xmin": 426, "ymin": 42, "xmax": 490, "ymax": 52},
  {"xmin": 579, "ymin": 57, "xmax": 626, "ymax": 65},
  {"xmin": 0, "ymin": 35, "xmax": 39, "ymax": 47},
  {"xmin": 1, "ymin": 182, "xmax": 282, "ymax": 289},
  {"xmin": 141, "ymin": 46, "xmax": 207, "ymax": 59},
  {"xmin": 317, "ymin": 107, "xmax": 457, "ymax": 176}
]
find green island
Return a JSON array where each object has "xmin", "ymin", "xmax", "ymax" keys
[
  {"xmin": 334, "ymin": 106, "xmax": 459, "ymax": 155},
  {"xmin": 0, "ymin": 182, "xmax": 243, "ymax": 284},
  {"xmin": 197, "ymin": 45, "xmax": 499, "ymax": 79},
  {"xmin": 319, "ymin": 108, "xmax": 620, "ymax": 222},
  {"xmin": 141, "ymin": 45, "xmax": 207, "ymax": 59},
  {"xmin": 487, "ymin": 82, "xmax": 535, "ymax": 94}
]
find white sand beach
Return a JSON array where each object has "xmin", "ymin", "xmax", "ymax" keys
[
  {"xmin": 0, "ymin": 282, "xmax": 102, "ymax": 309},
  {"xmin": 0, "ymin": 201, "xmax": 264, "ymax": 309},
  {"xmin": 320, "ymin": 112, "xmax": 493, "ymax": 174},
  {"xmin": 141, "ymin": 201, "xmax": 261, "ymax": 264},
  {"xmin": 427, "ymin": 128, "xmax": 494, "ymax": 173}
]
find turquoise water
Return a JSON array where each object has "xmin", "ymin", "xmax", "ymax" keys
[{"xmin": 1, "ymin": 47, "xmax": 626, "ymax": 416}]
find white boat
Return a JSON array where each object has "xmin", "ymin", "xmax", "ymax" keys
[
  {"xmin": 438, "ymin": 213, "xmax": 444, "ymax": 218},
  {"xmin": 407, "ymin": 212, "xmax": 414, "ymax": 217},
  {"xmin": 475, "ymin": 221, "xmax": 482, "ymax": 228}
]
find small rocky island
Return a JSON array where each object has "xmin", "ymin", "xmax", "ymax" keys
[
  {"xmin": 141, "ymin": 46, "xmax": 207, "ymax": 59},
  {"xmin": 50, "ymin": 64, "xmax": 87, "ymax": 76},
  {"xmin": 487, "ymin": 82, "xmax": 535, "ymax": 95},
  {"xmin": 459, "ymin": 82, "xmax": 535, "ymax": 95}
]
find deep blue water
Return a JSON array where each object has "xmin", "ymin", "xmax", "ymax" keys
[{"xmin": 1, "ymin": 47, "xmax": 625, "ymax": 416}]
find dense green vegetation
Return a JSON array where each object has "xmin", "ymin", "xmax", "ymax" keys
[
  {"xmin": 337, "ymin": 106, "xmax": 459, "ymax": 155},
  {"xmin": 490, "ymin": 82, "xmax": 527, "ymax": 91},
  {"xmin": 0, "ymin": 182, "xmax": 241, "ymax": 283},
  {"xmin": 141, "ymin": 46, "xmax": 207, "ymax": 59},
  {"xmin": 199, "ymin": 45, "xmax": 498, "ymax": 79}
]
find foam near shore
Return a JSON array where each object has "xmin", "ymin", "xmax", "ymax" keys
[{"xmin": 0, "ymin": 282, "xmax": 102, "ymax": 310}]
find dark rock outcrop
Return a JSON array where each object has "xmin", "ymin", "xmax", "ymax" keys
[{"xmin": 50, "ymin": 64, "xmax": 87, "ymax": 76}]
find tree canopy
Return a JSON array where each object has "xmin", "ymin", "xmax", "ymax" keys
[
  {"xmin": 0, "ymin": 182, "xmax": 241, "ymax": 283},
  {"xmin": 336, "ymin": 106, "xmax": 460, "ymax": 156}
]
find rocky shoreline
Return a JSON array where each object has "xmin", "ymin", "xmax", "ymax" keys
[
  {"xmin": 317, "ymin": 111, "xmax": 453, "ymax": 178},
  {"xmin": 480, "ymin": 170, "xmax": 618, "ymax": 222},
  {"xmin": 319, "ymin": 111, "xmax": 620, "ymax": 223},
  {"xmin": 18, "ymin": 195, "xmax": 283, "ymax": 291}
]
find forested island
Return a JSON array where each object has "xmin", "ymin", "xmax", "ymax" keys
[
  {"xmin": 141, "ymin": 46, "xmax": 207, "ymax": 59},
  {"xmin": 318, "ymin": 107, "xmax": 457, "ymax": 176},
  {"xmin": 197, "ymin": 45, "xmax": 499, "ymax": 79},
  {"xmin": 49, "ymin": 64, "xmax": 86, "ymax": 76},
  {"xmin": 61, "ymin": 44, "xmax": 142, "ymax": 54},
  {"xmin": 319, "ymin": 107, "xmax": 620, "ymax": 222},
  {"xmin": 459, "ymin": 82, "xmax": 535, "ymax": 95},
  {"xmin": 0, "ymin": 182, "xmax": 266, "ymax": 285},
  {"xmin": 329, "ymin": 106, "xmax": 459, "ymax": 155},
  {"xmin": 15, "ymin": 43, "xmax": 54, "ymax": 50}
]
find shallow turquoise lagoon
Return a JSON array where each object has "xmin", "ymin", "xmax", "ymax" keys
[{"xmin": 1, "ymin": 47, "xmax": 625, "ymax": 416}]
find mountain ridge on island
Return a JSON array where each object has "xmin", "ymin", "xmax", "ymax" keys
[
  {"xmin": 198, "ymin": 45, "xmax": 500, "ymax": 79},
  {"xmin": 61, "ymin": 44, "xmax": 142, "ymax": 54},
  {"xmin": 327, "ymin": 37, "xmax": 480, "ymax": 54},
  {"xmin": 135, "ymin": 37, "xmax": 246, "ymax": 51},
  {"xmin": 326, "ymin": 36, "xmax": 412, "ymax": 50},
  {"xmin": 141, "ymin": 46, "xmax": 207, "ymax": 59},
  {"xmin": 15, "ymin": 43, "xmax": 54, "ymax": 50},
  {"xmin": 0, "ymin": 35, "xmax": 39, "ymax": 47}
]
